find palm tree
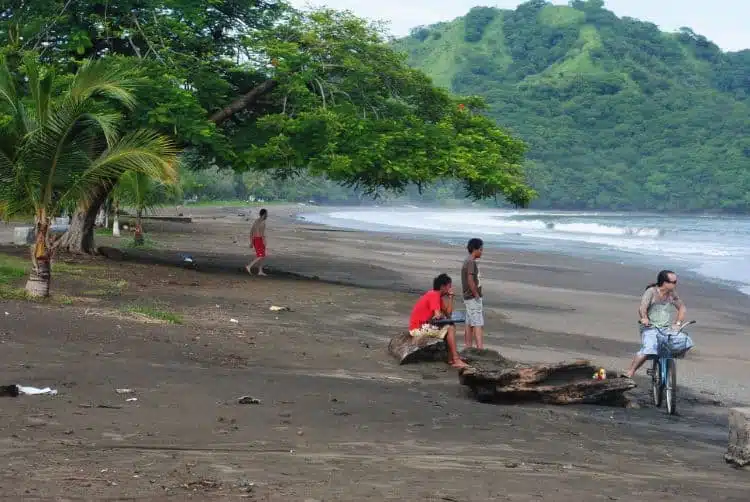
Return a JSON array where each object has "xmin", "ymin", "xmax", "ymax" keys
[
  {"xmin": 112, "ymin": 170, "xmax": 182, "ymax": 244},
  {"xmin": 0, "ymin": 54, "xmax": 179, "ymax": 297}
]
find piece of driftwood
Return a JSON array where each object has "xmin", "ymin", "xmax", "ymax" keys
[
  {"xmin": 388, "ymin": 332, "xmax": 448, "ymax": 365},
  {"xmin": 460, "ymin": 360, "xmax": 636, "ymax": 406},
  {"xmin": 725, "ymin": 407, "xmax": 750, "ymax": 467}
]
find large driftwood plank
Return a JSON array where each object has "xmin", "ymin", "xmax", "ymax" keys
[
  {"xmin": 459, "ymin": 360, "xmax": 636, "ymax": 406},
  {"xmin": 388, "ymin": 333, "xmax": 447, "ymax": 365},
  {"xmin": 459, "ymin": 360, "xmax": 595, "ymax": 388},
  {"xmin": 488, "ymin": 378, "xmax": 636, "ymax": 405}
]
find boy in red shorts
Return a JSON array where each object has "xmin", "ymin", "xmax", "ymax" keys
[{"xmin": 246, "ymin": 208, "xmax": 268, "ymax": 276}]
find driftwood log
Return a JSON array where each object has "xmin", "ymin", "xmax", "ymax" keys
[
  {"xmin": 388, "ymin": 332, "xmax": 448, "ymax": 365},
  {"xmin": 459, "ymin": 360, "xmax": 636, "ymax": 406},
  {"xmin": 387, "ymin": 334, "xmax": 635, "ymax": 407}
]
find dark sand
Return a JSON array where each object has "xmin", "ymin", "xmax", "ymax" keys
[{"xmin": 0, "ymin": 205, "xmax": 748, "ymax": 500}]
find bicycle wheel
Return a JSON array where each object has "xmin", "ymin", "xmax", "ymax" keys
[
  {"xmin": 665, "ymin": 359, "xmax": 677, "ymax": 415},
  {"xmin": 651, "ymin": 359, "xmax": 662, "ymax": 407}
]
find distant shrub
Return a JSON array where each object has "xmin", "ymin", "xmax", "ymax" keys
[{"xmin": 410, "ymin": 26, "xmax": 430, "ymax": 42}]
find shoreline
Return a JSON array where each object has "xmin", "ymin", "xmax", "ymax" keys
[
  {"xmin": 294, "ymin": 205, "xmax": 750, "ymax": 298},
  {"xmin": 289, "ymin": 205, "xmax": 750, "ymax": 304}
]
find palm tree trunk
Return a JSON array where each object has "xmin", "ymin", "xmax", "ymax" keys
[
  {"xmin": 25, "ymin": 221, "xmax": 51, "ymax": 298},
  {"xmin": 134, "ymin": 209, "xmax": 144, "ymax": 245}
]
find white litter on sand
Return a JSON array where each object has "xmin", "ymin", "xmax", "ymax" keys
[{"xmin": 17, "ymin": 385, "xmax": 58, "ymax": 396}]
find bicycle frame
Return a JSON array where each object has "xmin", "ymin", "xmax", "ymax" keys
[{"xmin": 646, "ymin": 320, "xmax": 696, "ymax": 414}]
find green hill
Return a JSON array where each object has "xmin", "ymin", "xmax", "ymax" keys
[{"xmin": 395, "ymin": 0, "xmax": 750, "ymax": 212}]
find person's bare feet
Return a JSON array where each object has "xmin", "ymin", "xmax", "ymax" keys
[
  {"xmin": 449, "ymin": 359, "xmax": 469, "ymax": 369},
  {"xmin": 257, "ymin": 270, "xmax": 267, "ymax": 276},
  {"xmin": 245, "ymin": 265, "xmax": 253, "ymax": 276}
]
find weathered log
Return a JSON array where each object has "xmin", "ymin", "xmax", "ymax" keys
[
  {"xmin": 725, "ymin": 407, "xmax": 750, "ymax": 468},
  {"xmin": 387, "ymin": 332, "xmax": 448, "ymax": 365},
  {"xmin": 459, "ymin": 361, "xmax": 636, "ymax": 406}
]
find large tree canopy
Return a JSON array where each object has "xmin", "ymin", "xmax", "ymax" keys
[{"xmin": 1, "ymin": 0, "xmax": 535, "ymax": 252}]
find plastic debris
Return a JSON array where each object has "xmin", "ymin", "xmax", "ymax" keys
[{"xmin": 16, "ymin": 385, "xmax": 58, "ymax": 396}]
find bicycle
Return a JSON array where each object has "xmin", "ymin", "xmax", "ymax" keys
[{"xmin": 645, "ymin": 320, "xmax": 696, "ymax": 415}]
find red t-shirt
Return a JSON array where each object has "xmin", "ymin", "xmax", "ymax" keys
[{"xmin": 409, "ymin": 290, "xmax": 442, "ymax": 330}]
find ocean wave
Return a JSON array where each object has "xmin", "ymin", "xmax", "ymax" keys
[{"xmin": 550, "ymin": 222, "xmax": 665, "ymax": 237}]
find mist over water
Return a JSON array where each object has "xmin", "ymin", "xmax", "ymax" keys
[{"xmin": 300, "ymin": 208, "xmax": 750, "ymax": 296}]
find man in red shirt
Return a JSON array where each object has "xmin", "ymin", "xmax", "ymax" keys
[{"xmin": 409, "ymin": 274, "xmax": 468, "ymax": 369}]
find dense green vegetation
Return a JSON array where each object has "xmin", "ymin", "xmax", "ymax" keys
[
  {"xmin": 398, "ymin": 0, "xmax": 750, "ymax": 212},
  {"xmin": 1, "ymin": 1, "xmax": 534, "ymax": 258}
]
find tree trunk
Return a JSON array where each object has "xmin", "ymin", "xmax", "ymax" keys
[
  {"xmin": 25, "ymin": 221, "xmax": 51, "ymax": 298},
  {"xmin": 55, "ymin": 183, "xmax": 111, "ymax": 254},
  {"xmin": 25, "ymin": 258, "xmax": 51, "ymax": 298},
  {"xmin": 134, "ymin": 209, "xmax": 144, "ymax": 245},
  {"xmin": 112, "ymin": 199, "xmax": 120, "ymax": 237}
]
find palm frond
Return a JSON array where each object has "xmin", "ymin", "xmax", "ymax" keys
[
  {"xmin": 0, "ymin": 58, "xmax": 18, "ymax": 112},
  {"xmin": 69, "ymin": 59, "xmax": 138, "ymax": 111},
  {"xmin": 23, "ymin": 54, "xmax": 54, "ymax": 126},
  {"xmin": 2, "ymin": 53, "xmax": 181, "ymax": 225},
  {"xmin": 54, "ymin": 130, "xmax": 179, "ymax": 214}
]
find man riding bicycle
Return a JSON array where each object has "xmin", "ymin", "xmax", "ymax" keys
[{"xmin": 624, "ymin": 270, "xmax": 693, "ymax": 378}]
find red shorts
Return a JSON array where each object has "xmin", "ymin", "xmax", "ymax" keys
[{"xmin": 252, "ymin": 236, "xmax": 266, "ymax": 258}]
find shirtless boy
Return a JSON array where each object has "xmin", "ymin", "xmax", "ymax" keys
[{"xmin": 246, "ymin": 208, "xmax": 268, "ymax": 276}]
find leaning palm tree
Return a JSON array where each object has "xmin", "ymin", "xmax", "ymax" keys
[{"xmin": 0, "ymin": 54, "xmax": 179, "ymax": 297}]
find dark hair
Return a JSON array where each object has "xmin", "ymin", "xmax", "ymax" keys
[
  {"xmin": 433, "ymin": 273, "xmax": 452, "ymax": 291},
  {"xmin": 646, "ymin": 270, "xmax": 675, "ymax": 290},
  {"xmin": 259, "ymin": 208, "xmax": 267, "ymax": 217},
  {"xmin": 467, "ymin": 238, "xmax": 484, "ymax": 253}
]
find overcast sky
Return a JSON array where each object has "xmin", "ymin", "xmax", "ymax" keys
[{"xmin": 289, "ymin": 0, "xmax": 749, "ymax": 52}]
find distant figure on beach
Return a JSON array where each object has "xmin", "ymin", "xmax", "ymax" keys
[
  {"xmin": 409, "ymin": 274, "xmax": 468, "ymax": 369},
  {"xmin": 246, "ymin": 208, "xmax": 268, "ymax": 276},
  {"xmin": 461, "ymin": 238, "xmax": 484, "ymax": 350},
  {"xmin": 624, "ymin": 270, "xmax": 688, "ymax": 378}
]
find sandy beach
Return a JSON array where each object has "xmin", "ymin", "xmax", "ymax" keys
[{"xmin": 0, "ymin": 205, "xmax": 748, "ymax": 500}]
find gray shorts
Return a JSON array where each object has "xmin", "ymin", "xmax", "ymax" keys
[{"xmin": 464, "ymin": 297, "xmax": 484, "ymax": 327}]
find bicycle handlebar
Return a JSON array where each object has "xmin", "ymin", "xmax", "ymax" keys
[{"xmin": 641, "ymin": 320, "xmax": 696, "ymax": 336}]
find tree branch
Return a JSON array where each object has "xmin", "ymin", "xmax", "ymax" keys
[{"xmin": 209, "ymin": 79, "xmax": 278, "ymax": 124}]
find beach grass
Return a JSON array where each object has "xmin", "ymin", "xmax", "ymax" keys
[{"xmin": 125, "ymin": 303, "xmax": 183, "ymax": 324}]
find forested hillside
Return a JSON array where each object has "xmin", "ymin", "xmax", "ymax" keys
[{"xmin": 396, "ymin": 0, "xmax": 750, "ymax": 211}]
